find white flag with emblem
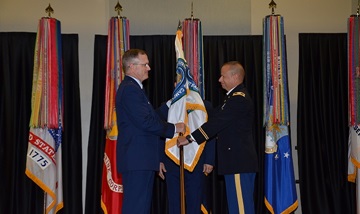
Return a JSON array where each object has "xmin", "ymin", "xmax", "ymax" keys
[{"xmin": 165, "ymin": 28, "xmax": 207, "ymax": 172}]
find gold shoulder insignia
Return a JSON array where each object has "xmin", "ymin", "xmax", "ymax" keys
[{"xmin": 233, "ymin": 92, "xmax": 245, "ymax": 97}]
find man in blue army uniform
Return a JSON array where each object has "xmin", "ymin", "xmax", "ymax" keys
[{"xmin": 177, "ymin": 61, "xmax": 258, "ymax": 214}]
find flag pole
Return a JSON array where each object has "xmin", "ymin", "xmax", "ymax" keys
[
  {"xmin": 179, "ymin": 134, "xmax": 185, "ymax": 214},
  {"xmin": 263, "ymin": 1, "xmax": 298, "ymax": 213},
  {"xmin": 348, "ymin": 2, "xmax": 360, "ymax": 214},
  {"xmin": 101, "ymin": 1, "xmax": 128, "ymax": 213},
  {"xmin": 175, "ymin": 20, "xmax": 186, "ymax": 214},
  {"xmin": 25, "ymin": 3, "xmax": 63, "ymax": 214},
  {"xmin": 43, "ymin": 192, "xmax": 46, "ymax": 214}
]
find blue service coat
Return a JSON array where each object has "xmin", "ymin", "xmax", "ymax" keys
[
  {"xmin": 116, "ymin": 76, "xmax": 175, "ymax": 173},
  {"xmin": 191, "ymin": 83, "xmax": 258, "ymax": 175}
]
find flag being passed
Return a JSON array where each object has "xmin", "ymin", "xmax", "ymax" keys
[{"xmin": 165, "ymin": 26, "xmax": 207, "ymax": 172}]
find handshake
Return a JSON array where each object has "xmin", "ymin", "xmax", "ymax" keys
[{"xmin": 174, "ymin": 122, "xmax": 191, "ymax": 147}]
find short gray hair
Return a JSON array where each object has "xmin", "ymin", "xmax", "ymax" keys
[{"xmin": 122, "ymin": 49, "xmax": 147, "ymax": 72}]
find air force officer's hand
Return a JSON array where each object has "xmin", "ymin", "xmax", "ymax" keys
[{"xmin": 175, "ymin": 122, "xmax": 185, "ymax": 134}]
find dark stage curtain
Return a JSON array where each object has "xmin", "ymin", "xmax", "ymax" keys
[
  {"xmin": 298, "ymin": 33, "xmax": 355, "ymax": 214},
  {"xmin": 85, "ymin": 35, "xmax": 267, "ymax": 214},
  {"xmin": 0, "ymin": 32, "xmax": 83, "ymax": 214}
]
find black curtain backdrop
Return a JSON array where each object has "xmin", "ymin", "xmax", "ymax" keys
[
  {"xmin": 6, "ymin": 32, "xmax": 357, "ymax": 214},
  {"xmin": 85, "ymin": 35, "xmax": 267, "ymax": 214},
  {"xmin": 0, "ymin": 32, "xmax": 83, "ymax": 214},
  {"xmin": 298, "ymin": 33, "xmax": 355, "ymax": 214}
]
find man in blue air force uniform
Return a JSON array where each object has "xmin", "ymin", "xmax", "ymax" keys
[{"xmin": 115, "ymin": 49, "xmax": 185, "ymax": 214}]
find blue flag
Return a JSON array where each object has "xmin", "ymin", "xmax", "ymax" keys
[
  {"xmin": 263, "ymin": 14, "xmax": 298, "ymax": 214},
  {"xmin": 264, "ymin": 123, "xmax": 298, "ymax": 213}
]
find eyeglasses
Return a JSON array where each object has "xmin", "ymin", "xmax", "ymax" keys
[{"xmin": 133, "ymin": 63, "xmax": 150, "ymax": 67}]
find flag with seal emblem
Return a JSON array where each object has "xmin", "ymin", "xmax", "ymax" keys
[
  {"xmin": 165, "ymin": 26, "xmax": 207, "ymax": 172},
  {"xmin": 263, "ymin": 14, "xmax": 298, "ymax": 214}
]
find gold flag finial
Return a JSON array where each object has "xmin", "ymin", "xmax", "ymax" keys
[
  {"xmin": 185, "ymin": 2, "xmax": 199, "ymax": 21},
  {"xmin": 269, "ymin": 0, "xmax": 277, "ymax": 15},
  {"xmin": 177, "ymin": 20, "xmax": 182, "ymax": 31},
  {"xmin": 115, "ymin": 1, "xmax": 123, "ymax": 18},
  {"xmin": 191, "ymin": 2, "xmax": 194, "ymax": 20},
  {"xmin": 350, "ymin": 0, "xmax": 359, "ymax": 16},
  {"xmin": 45, "ymin": 3, "xmax": 54, "ymax": 17}
]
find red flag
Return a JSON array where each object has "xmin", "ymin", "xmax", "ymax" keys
[
  {"xmin": 101, "ymin": 16, "xmax": 129, "ymax": 214},
  {"xmin": 101, "ymin": 136, "xmax": 123, "ymax": 214}
]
